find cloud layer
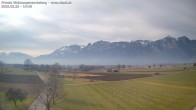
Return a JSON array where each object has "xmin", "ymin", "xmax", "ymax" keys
[{"xmin": 0, "ymin": 0, "xmax": 196, "ymax": 56}]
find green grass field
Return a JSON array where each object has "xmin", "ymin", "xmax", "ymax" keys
[
  {"xmin": 52, "ymin": 70, "xmax": 196, "ymax": 110},
  {"xmin": 3, "ymin": 68, "xmax": 36, "ymax": 75},
  {"xmin": 0, "ymin": 91, "xmax": 35, "ymax": 110},
  {"xmin": 0, "ymin": 68, "xmax": 41, "ymax": 110}
]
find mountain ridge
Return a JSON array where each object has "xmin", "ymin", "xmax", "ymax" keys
[
  {"xmin": 0, "ymin": 36, "xmax": 196, "ymax": 64},
  {"xmin": 48, "ymin": 36, "xmax": 195, "ymax": 57}
]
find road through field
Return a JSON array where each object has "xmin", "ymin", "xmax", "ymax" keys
[
  {"xmin": 27, "ymin": 72, "xmax": 47, "ymax": 110},
  {"xmin": 193, "ymin": 106, "xmax": 196, "ymax": 110}
]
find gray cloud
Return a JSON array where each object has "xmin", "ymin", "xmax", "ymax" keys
[
  {"xmin": 135, "ymin": 0, "xmax": 195, "ymax": 38},
  {"xmin": 0, "ymin": 0, "xmax": 196, "ymax": 56},
  {"xmin": 0, "ymin": 29, "xmax": 37, "ymax": 49}
]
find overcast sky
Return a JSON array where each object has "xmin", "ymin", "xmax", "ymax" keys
[{"xmin": 0, "ymin": 0, "xmax": 196, "ymax": 56}]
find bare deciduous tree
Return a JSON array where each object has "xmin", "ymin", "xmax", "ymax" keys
[
  {"xmin": 50, "ymin": 63, "xmax": 62, "ymax": 105},
  {"xmin": 39, "ymin": 83, "xmax": 53, "ymax": 110},
  {"xmin": 0, "ymin": 62, "xmax": 4, "ymax": 73},
  {"xmin": 5, "ymin": 88, "xmax": 27, "ymax": 108},
  {"xmin": 24, "ymin": 59, "xmax": 33, "ymax": 71},
  {"xmin": 37, "ymin": 63, "xmax": 64, "ymax": 109}
]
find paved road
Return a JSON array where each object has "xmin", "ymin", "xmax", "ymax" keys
[
  {"xmin": 27, "ymin": 96, "xmax": 46, "ymax": 110},
  {"xmin": 27, "ymin": 72, "xmax": 48, "ymax": 110},
  {"xmin": 193, "ymin": 106, "xmax": 196, "ymax": 110},
  {"xmin": 37, "ymin": 72, "xmax": 48, "ymax": 83}
]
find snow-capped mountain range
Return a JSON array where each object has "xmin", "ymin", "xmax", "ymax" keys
[
  {"xmin": 0, "ymin": 36, "xmax": 196, "ymax": 64},
  {"xmin": 48, "ymin": 36, "xmax": 195, "ymax": 58}
]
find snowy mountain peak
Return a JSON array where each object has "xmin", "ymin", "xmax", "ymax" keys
[
  {"xmin": 135, "ymin": 40, "xmax": 151, "ymax": 46},
  {"xmin": 52, "ymin": 45, "xmax": 82, "ymax": 56}
]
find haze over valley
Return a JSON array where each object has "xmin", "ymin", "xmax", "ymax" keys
[{"xmin": 0, "ymin": 36, "xmax": 195, "ymax": 65}]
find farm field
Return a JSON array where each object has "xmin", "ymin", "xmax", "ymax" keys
[
  {"xmin": 1, "ymin": 68, "xmax": 36, "ymax": 75},
  {"xmin": 52, "ymin": 68, "xmax": 196, "ymax": 110},
  {"xmin": 0, "ymin": 68, "xmax": 43, "ymax": 110}
]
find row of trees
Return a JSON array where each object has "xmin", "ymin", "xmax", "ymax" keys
[
  {"xmin": 38, "ymin": 63, "xmax": 63, "ymax": 110},
  {"xmin": 24, "ymin": 59, "xmax": 62, "ymax": 72},
  {"xmin": 24, "ymin": 59, "xmax": 63, "ymax": 110}
]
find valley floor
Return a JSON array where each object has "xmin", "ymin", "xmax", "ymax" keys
[{"xmin": 51, "ymin": 69, "xmax": 196, "ymax": 110}]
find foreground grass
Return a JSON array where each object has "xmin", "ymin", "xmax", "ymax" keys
[
  {"xmin": 0, "ymin": 91, "xmax": 34, "ymax": 110},
  {"xmin": 52, "ymin": 70, "xmax": 196, "ymax": 110},
  {"xmin": 0, "ymin": 68, "xmax": 41, "ymax": 110}
]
